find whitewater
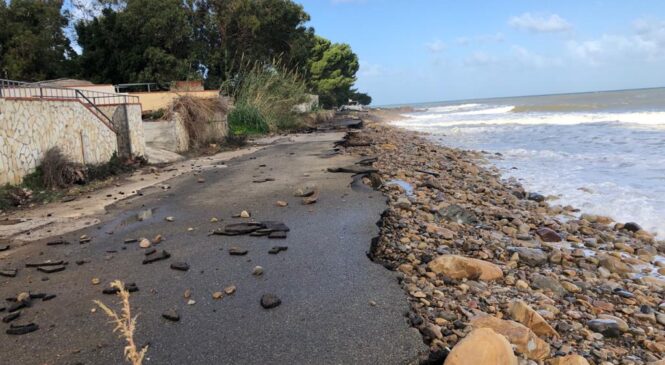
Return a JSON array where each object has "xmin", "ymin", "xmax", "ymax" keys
[{"xmin": 391, "ymin": 88, "xmax": 665, "ymax": 237}]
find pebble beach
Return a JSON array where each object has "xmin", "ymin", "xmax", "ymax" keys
[{"xmin": 344, "ymin": 110, "xmax": 665, "ymax": 365}]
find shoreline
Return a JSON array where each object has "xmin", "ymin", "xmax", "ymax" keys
[
  {"xmin": 369, "ymin": 108, "xmax": 663, "ymax": 238},
  {"xmin": 348, "ymin": 110, "xmax": 665, "ymax": 364}
]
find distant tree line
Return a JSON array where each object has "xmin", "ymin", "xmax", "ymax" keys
[{"xmin": 0, "ymin": 0, "xmax": 371, "ymax": 107}]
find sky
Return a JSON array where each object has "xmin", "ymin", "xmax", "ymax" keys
[{"xmin": 297, "ymin": 0, "xmax": 665, "ymax": 105}]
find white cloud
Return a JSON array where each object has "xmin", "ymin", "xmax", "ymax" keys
[
  {"xmin": 425, "ymin": 39, "xmax": 445, "ymax": 53},
  {"xmin": 456, "ymin": 33, "xmax": 505, "ymax": 46},
  {"xmin": 511, "ymin": 46, "xmax": 562, "ymax": 68},
  {"xmin": 509, "ymin": 12, "xmax": 572, "ymax": 33},
  {"xmin": 567, "ymin": 18, "xmax": 665, "ymax": 65},
  {"xmin": 463, "ymin": 51, "xmax": 497, "ymax": 67},
  {"xmin": 358, "ymin": 61, "xmax": 385, "ymax": 77}
]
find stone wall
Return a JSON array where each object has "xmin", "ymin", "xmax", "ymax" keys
[
  {"xmin": 126, "ymin": 104, "xmax": 146, "ymax": 157},
  {"xmin": 98, "ymin": 104, "xmax": 146, "ymax": 158},
  {"xmin": 143, "ymin": 110, "xmax": 228, "ymax": 154},
  {"xmin": 143, "ymin": 115, "xmax": 189, "ymax": 153},
  {"xmin": 0, "ymin": 99, "xmax": 118, "ymax": 185}
]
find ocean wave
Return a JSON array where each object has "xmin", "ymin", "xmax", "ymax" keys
[
  {"xmin": 392, "ymin": 111, "xmax": 665, "ymax": 127},
  {"xmin": 425, "ymin": 103, "xmax": 481, "ymax": 113},
  {"xmin": 510, "ymin": 104, "xmax": 601, "ymax": 113}
]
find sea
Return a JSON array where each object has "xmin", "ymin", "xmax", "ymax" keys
[{"xmin": 391, "ymin": 88, "xmax": 665, "ymax": 238}]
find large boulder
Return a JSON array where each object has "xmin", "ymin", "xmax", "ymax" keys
[
  {"xmin": 444, "ymin": 328, "xmax": 518, "ymax": 365},
  {"xmin": 428, "ymin": 255, "xmax": 503, "ymax": 281},
  {"xmin": 470, "ymin": 315, "xmax": 550, "ymax": 360},
  {"xmin": 509, "ymin": 300, "xmax": 559, "ymax": 338},
  {"xmin": 547, "ymin": 355, "xmax": 590, "ymax": 365}
]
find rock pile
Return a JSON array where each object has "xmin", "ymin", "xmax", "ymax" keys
[{"xmin": 345, "ymin": 121, "xmax": 665, "ymax": 364}]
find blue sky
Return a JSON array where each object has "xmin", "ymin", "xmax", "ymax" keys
[{"xmin": 298, "ymin": 0, "xmax": 665, "ymax": 105}]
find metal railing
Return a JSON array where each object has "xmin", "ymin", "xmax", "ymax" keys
[{"xmin": 0, "ymin": 79, "xmax": 140, "ymax": 132}]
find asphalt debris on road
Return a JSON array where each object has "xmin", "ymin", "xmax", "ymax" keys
[
  {"xmin": 268, "ymin": 246, "xmax": 288, "ymax": 255},
  {"xmin": 260, "ymin": 294, "xmax": 281, "ymax": 309},
  {"xmin": 142, "ymin": 250, "xmax": 171, "ymax": 264},
  {"xmin": 170, "ymin": 262, "xmax": 190, "ymax": 271},
  {"xmin": 162, "ymin": 309, "xmax": 180, "ymax": 322}
]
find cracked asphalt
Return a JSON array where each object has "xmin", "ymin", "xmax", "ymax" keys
[{"xmin": 0, "ymin": 132, "xmax": 426, "ymax": 365}]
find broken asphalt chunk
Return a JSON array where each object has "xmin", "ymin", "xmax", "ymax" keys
[
  {"xmin": 228, "ymin": 247, "xmax": 248, "ymax": 256},
  {"xmin": 415, "ymin": 169, "xmax": 440, "ymax": 177},
  {"xmin": 0, "ymin": 269, "xmax": 17, "ymax": 277},
  {"xmin": 356, "ymin": 156, "xmax": 378, "ymax": 165},
  {"xmin": 46, "ymin": 240, "xmax": 70, "ymax": 246},
  {"xmin": 25, "ymin": 261, "xmax": 66, "ymax": 268},
  {"xmin": 142, "ymin": 250, "xmax": 171, "ymax": 264},
  {"xmin": 6, "ymin": 323, "xmax": 39, "ymax": 335},
  {"xmin": 327, "ymin": 166, "xmax": 378, "ymax": 174},
  {"xmin": 42, "ymin": 294, "xmax": 56, "ymax": 301},
  {"xmin": 262, "ymin": 221, "xmax": 290, "ymax": 232},
  {"xmin": 268, "ymin": 231, "xmax": 287, "ymax": 239},
  {"xmin": 268, "ymin": 246, "xmax": 288, "ymax": 255},
  {"xmin": 214, "ymin": 222, "xmax": 264, "ymax": 235},
  {"xmin": 37, "ymin": 265, "xmax": 66, "ymax": 274},
  {"xmin": 249, "ymin": 229, "xmax": 272, "ymax": 237},
  {"xmin": 2, "ymin": 311, "xmax": 20, "ymax": 323},
  {"xmin": 8, "ymin": 301, "xmax": 28, "ymax": 313},
  {"xmin": 170, "ymin": 262, "xmax": 190, "ymax": 271},
  {"xmin": 103, "ymin": 282, "xmax": 138, "ymax": 295}
]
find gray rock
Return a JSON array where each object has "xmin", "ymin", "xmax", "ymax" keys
[
  {"xmin": 260, "ymin": 294, "xmax": 281, "ymax": 309},
  {"xmin": 437, "ymin": 205, "xmax": 480, "ymax": 225},
  {"xmin": 162, "ymin": 309, "xmax": 180, "ymax": 322},
  {"xmin": 508, "ymin": 247, "xmax": 548, "ymax": 267},
  {"xmin": 531, "ymin": 274, "xmax": 566, "ymax": 296},
  {"xmin": 527, "ymin": 192, "xmax": 545, "ymax": 202},
  {"xmin": 588, "ymin": 319, "xmax": 622, "ymax": 338},
  {"xmin": 623, "ymin": 222, "xmax": 642, "ymax": 232}
]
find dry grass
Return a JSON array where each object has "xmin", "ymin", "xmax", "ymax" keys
[
  {"xmin": 94, "ymin": 281, "xmax": 148, "ymax": 365},
  {"xmin": 167, "ymin": 95, "xmax": 229, "ymax": 149},
  {"xmin": 38, "ymin": 147, "xmax": 85, "ymax": 189}
]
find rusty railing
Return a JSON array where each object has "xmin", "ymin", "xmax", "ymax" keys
[{"xmin": 0, "ymin": 79, "xmax": 140, "ymax": 132}]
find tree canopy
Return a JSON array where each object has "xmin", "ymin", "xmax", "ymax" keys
[
  {"xmin": 307, "ymin": 36, "xmax": 359, "ymax": 108},
  {"xmin": 1, "ymin": 0, "xmax": 371, "ymax": 106},
  {"xmin": 76, "ymin": 0, "xmax": 196, "ymax": 84},
  {"xmin": 0, "ymin": 0, "xmax": 75, "ymax": 81}
]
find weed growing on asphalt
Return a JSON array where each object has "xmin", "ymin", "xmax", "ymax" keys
[{"xmin": 94, "ymin": 280, "xmax": 148, "ymax": 365}]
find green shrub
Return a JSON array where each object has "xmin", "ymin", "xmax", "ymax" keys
[
  {"xmin": 228, "ymin": 104, "xmax": 268, "ymax": 135},
  {"xmin": 225, "ymin": 59, "xmax": 309, "ymax": 133},
  {"xmin": 21, "ymin": 166, "xmax": 46, "ymax": 191}
]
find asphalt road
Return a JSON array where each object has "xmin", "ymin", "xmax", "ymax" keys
[{"xmin": 0, "ymin": 132, "xmax": 426, "ymax": 365}]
